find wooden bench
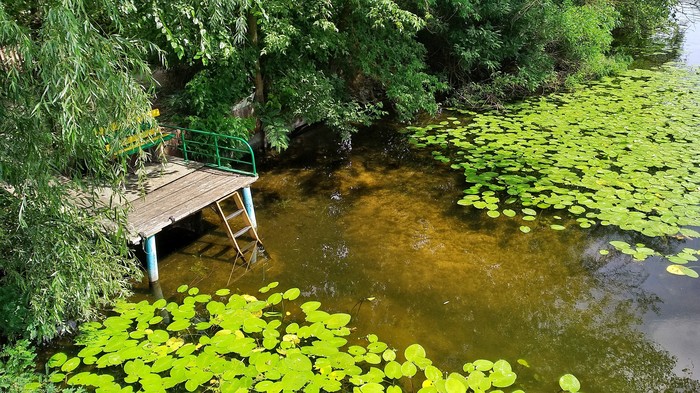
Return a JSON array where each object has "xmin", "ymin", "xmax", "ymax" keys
[{"xmin": 103, "ymin": 109, "xmax": 175, "ymax": 156}]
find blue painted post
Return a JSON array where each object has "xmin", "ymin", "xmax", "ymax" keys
[
  {"xmin": 241, "ymin": 187, "xmax": 257, "ymax": 229},
  {"xmin": 145, "ymin": 235, "xmax": 159, "ymax": 283}
]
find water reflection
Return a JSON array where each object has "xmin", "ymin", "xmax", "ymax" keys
[
  {"xmin": 138, "ymin": 123, "xmax": 700, "ymax": 392},
  {"xmin": 679, "ymin": 2, "xmax": 700, "ymax": 65}
]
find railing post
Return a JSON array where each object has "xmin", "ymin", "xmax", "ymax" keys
[
  {"xmin": 181, "ymin": 130, "xmax": 189, "ymax": 162},
  {"xmin": 145, "ymin": 235, "xmax": 159, "ymax": 283},
  {"xmin": 242, "ymin": 186, "xmax": 257, "ymax": 229},
  {"xmin": 214, "ymin": 135, "xmax": 221, "ymax": 167}
]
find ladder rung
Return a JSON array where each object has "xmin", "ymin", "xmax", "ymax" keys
[
  {"xmin": 225, "ymin": 209, "xmax": 245, "ymax": 221},
  {"xmin": 232, "ymin": 226, "xmax": 252, "ymax": 239}
]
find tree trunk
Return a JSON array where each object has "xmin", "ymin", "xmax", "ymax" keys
[{"xmin": 247, "ymin": 11, "xmax": 266, "ymax": 150}]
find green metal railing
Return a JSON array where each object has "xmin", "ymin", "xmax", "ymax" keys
[{"xmin": 161, "ymin": 125, "xmax": 257, "ymax": 176}]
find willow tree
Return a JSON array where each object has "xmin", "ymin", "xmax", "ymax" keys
[{"xmin": 0, "ymin": 1, "xmax": 156, "ymax": 340}]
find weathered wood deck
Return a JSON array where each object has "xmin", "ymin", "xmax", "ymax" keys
[{"xmin": 96, "ymin": 157, "xmax": 257, "ymax": 243}]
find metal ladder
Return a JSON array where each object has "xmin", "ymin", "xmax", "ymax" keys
[{"xmin": 211, "ymin": 191, "xmax": 261, "ymax": 264}]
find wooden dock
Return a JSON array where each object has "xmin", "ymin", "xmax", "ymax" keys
[
  {"xmin": 91, "ymin": 155, "xmax": 259, "ymax": 283},
  {"xmin": 104, "ymin": 157, "xmax": 257, "ymax": 244}
]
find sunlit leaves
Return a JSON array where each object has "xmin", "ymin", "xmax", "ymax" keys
[
  {"xmin": 559, "ymin": 374, "xmax": 581, "ymax": 392},
  {"xmin": 666, "ymin": 265, "xmax": 699, "ymax": 278},
  {"xmin": 47, "ymin": 353, "xmax": 68, "ymax": 369},
  {"xmin": 409, "ymin": 64, "xmax": 700, "ymax": 277},
  {"xmin": 46, "ymin": 286, "xmax": 552, "ymax": 393}
]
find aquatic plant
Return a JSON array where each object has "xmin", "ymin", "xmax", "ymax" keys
[
  {"xmin": 406, "ymin": 64, "xmax": 700, "ymax": 277},
  {"xmin": 45, "ymin": 284, "xmax": 566, "ymax": 393},
  {"xmin": 558, "ymin": 374, "xmax": 581, "ymax": 393}
]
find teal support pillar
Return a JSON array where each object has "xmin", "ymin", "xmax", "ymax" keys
[
  {"xmin": 242, "ymin": 186, "xmax": 257, "ymax": 229},
  {"xmin": 145, "ymin": 235, "xmax": 159, "ymax": 283}
]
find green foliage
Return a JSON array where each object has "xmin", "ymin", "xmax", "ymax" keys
[
  {"xmin": 46, "ymin": 284, "xmax": 568, "ymax": 392},
  {"xmin": 613, "ymin": 0, "xmax": 678, "ymax": 44},
  {"xmin": 407, "ymin": 64, "xmax": 700, "ymax": 277},
  {"xmin": 554, "ymin": 1, "xmax": 619, "ymax": 69},
  {"xmin": 169, "ymin": 64, "xmax": 256, "ymax": 139},
  {"xmin": 0, "ymin": 0, "xmax": 151, "ymax": 340},
  {"xmin": 552, "ymin": 1, "xmax": 631, "ymax": 87},
  {"xmin": 0, "ymin": 340, "xmax": 42, "ymax": 393},
  {"xmin": 140, "ymin": 0, "xmax": 680, "ymax": 136},
  {"xmin": 420, "ymin": 0, "xmax": 637, "ymax": 107},
  {"xmin": 0, "ymin": 340, "xmax": 77, "ymax": 393},
  {"xmin": 145, "ymin": 0, "xmax": 441, "ymax": 146}
]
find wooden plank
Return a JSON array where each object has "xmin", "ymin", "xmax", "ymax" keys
[
  {"xmin": 121, "ymin": 157, "xmax": 204, "ymax": 203},
  {"xmin": 92, "ymin": 157, "xmax": 204, "ymax": 206},
  {"xmin": 126, "ymin": 167, "xmax": 257, "ymax": 242}
]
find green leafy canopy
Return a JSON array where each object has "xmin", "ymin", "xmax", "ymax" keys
[{"xmin": 1, "ymin": 0, "xmax": 155, "ymax": 340}]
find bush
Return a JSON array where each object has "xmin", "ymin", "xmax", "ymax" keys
[{"xmin": 0, "ymin": 340, "xmax": 79, "ymax": 393}]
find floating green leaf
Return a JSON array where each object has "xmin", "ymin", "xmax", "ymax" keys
[
  {"xmin": 559, "ymin": 374, "xmax": 581, "ymax": 392},
  {"xmin": 325, "ymin": 313, "xmax": 351, "ymax": 329},
  {"xmin": 445, "ymin": 375, "xmax": 467, "ymax": 393},
  {"xmin": 401, "ymin": 361, "xmax": 417, "ymax": 377},
  {"xmin": 61, "ymin": 357, "xmax": 81, "ymax": 372},
  {"xmin": 47, "ymin": 352, "xmax": 68, "ymax": 369},
  {"xmin": 502, "ymin": 209, "xmax": 516, "ymax": 217},
  {"xmin": 166, "ymin": 320, "xmax": 190, "ymax": 332},
  {"xmin": 283, "ymin": 288, "xmax": 301, "ymax": 300},
  {"xmin": 667, "ymin": 265, "xmax": 699, "ymax": 278},
  {"xmin": 404, "ymin": 344, "xmax": 426, "ymax": 362},
  {"xmin": 215, "ymin": 289, "xmax": 231, "ymax": 296},
  {"xmin": 472, "ymin": 359, "xmax": 493, "ymax": 371}
]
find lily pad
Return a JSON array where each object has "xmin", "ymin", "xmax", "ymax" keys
[
  {"xmin": 559, "ymin": 374, "xmax": 581, "ymax": 392},
  {"xmin": 502, "ymin": 209, "xmax": 516, "ymax": 217},
  {"xmin": 522, "ymin": 208, "xmax": 537, "ymax": 216},
  {"xmin": 667, "ymin": 265, "xmax": 699, "ymax": 278}
]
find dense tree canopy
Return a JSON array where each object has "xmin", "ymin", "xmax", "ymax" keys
[
  {"xmin": 0, "ymin": 0, "xmax": 682, "ymax": 341},
  {"xmin": 148, "ymin": 0, "xmax": 678, "ymax": 143}
]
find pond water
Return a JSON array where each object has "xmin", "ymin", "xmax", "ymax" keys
[
  {"xmin": 680, "ymin": 2, "xmax": 700, "ymax": 65},
  {"xmin": 130, "ymin": 12, "xmax": 700, "ymax": 393}
]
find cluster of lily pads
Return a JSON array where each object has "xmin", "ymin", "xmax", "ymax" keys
[
  {"xmin": 406, "ymin": 64, "xmax": 700, "ymax": 277},
  {"xmin": 601, "ymin": 241, "xmax": 700, "ymax": 278},
  {"xmin": 45, "ymin": 284, "xmax": 580, "ymax": 393}
]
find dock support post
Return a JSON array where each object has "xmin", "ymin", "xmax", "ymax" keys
[
  {"xmin": 241, "ymin": 186, "xmax": 258, "ymax": 229},
  {"xmin": 145, "ymin": 235, "xmax": 159, "ymax": 283}
]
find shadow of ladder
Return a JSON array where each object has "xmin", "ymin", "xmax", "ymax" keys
[{"xmin": 211, "ymin": 191, "xmax": 262, "ymax": 268}]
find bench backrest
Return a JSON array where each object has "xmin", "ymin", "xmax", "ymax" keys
[{"xmin": 104, "ymin": 109, "xmax": 175, "ymax": 156}]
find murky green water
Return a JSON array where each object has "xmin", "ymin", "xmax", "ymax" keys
[{"xmin": 134, "ymin": 118, "xmax": 700, "ymax": 392}]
